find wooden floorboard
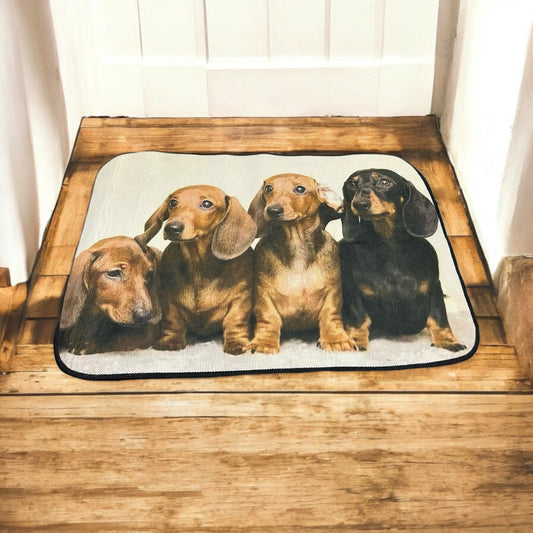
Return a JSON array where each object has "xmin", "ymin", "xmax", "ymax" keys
[
  {"xmin": 1, "ymin": 116, "xmax": 532, "ymax": 531},
  {"xmin": 1, "ymin": 393, "xmax": 532, "ymax": 531}
]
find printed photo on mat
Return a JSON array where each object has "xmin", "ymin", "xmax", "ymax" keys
[{"xmin": 55, "ymin": 153, "xmax": 478, "ymax": 379}]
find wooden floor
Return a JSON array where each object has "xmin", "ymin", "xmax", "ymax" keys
[{"xmin": 1, "ymin": 117, "xmax": 532, "ymax": 531}]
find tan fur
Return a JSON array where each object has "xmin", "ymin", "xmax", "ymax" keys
[
  {"xmin": 360, "ymin": 284, "xmax": 376, "ymax": 296},
  {"xmin": 248, "ymin": 174, "xmax": 355, "ymax": 354},
  {"xmin": 351, "ymin": 192, "xmax": 397, "ymax": 240},
  {"xmin": 419, "ymin": 280, "xmax": 430, "ymax": 295},
  {"xmin": 426, "ymin": 317, "xmax": 462, "ymax": 350},
  {"xmin": 137, "ymin": 185, "xmax": 257, "ymax": 355},
  {"xmin": 59, "ymin": 236, "xmax": 161, "ymax": 354}
]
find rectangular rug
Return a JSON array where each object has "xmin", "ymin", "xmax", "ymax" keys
[{"xmin": 55, "ymin": 152, "xmax": 478, "ymax": 380}]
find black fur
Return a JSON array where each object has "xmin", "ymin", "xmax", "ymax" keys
[{"xmin": 339, "ymin": 169, "xmax": 465, "ymax": 351}]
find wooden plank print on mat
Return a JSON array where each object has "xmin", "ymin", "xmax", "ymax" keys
[{"xmin": 55, "ymin": 153, "xmax": 478, "ymax": 379}]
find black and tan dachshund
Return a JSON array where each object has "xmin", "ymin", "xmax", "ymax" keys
[{"xmin": 339, "ymin": 168, "xmax": 465, "ymax": 352}]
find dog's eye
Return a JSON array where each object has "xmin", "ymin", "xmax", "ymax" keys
[
  {"xmin": 264, "ymin": 184, "xmax": 273, "ymax": 194},
  {"xmin": 377, "ymin": 178, "xmax": 393, "ymax": 188},
  {"xmin": 168, "ymin": 198, "xmax": 178, "ymax": 209},
  {"xmin": 347, "ymin": 179, "xmax": 358, "ymax": 189},
  {"xmin": 106, "ymin": 269, "xmax": 122, "ymax": 280},
  {"xmin": 200, "ymin": 199, "xmax": 214, "ymax": 209},
  {"xmin": 145, "ymin": 270, "xmax": 154, "ymax": 284},
  {"xmin": 294, "ymin": 185, "xmax": 306, "ymax": 195}
]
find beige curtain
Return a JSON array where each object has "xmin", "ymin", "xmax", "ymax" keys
[{"xmin": 0, "ymin": 0, "xmax": 69, "ymax": 284}]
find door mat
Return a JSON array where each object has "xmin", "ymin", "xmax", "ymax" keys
[{"xmin": 55, "ymin": 152, "xmax": 478, "ymax": 380}]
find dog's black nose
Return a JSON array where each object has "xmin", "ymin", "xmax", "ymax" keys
[
  {"xmin": 132, "ymin": 306, "xmax": 152, "ymax": 324},
  {"xmin": 353, "ymin": 200, "xmax": 371, "ymax": 212},
  {"xmin": 164, "ymin": 222, "xmax": 184, "ymax": 239},
  {"xmin": 353, "ymin": 188, "xmax": 372, "ymax": 211},
  {"xmin": 266, "ymin": 205, "xmax": 284, "ymax": 218}
]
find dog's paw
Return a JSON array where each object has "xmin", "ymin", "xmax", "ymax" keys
[
  {"xmin": 67, "ymin": 340, "xmax": 91, "ymax": 355},
  {"xmin": 345, "ymin": 324, "xmax": 370, "ymax": 351},
  {"xmin": 428, "ymin": 324, "xmax": 466, "ymax": 353},
  {"xmin": 69, "ymin": 345, "xmax": 88, "ymax": 356},
  {"xmin": 153, "ymin": 334, "xmax": 187, "ymax": 351},
  {"xmin": 353, "ymin": 338, "xmax": 369, "ymax": 351},
  {"xmin": 248, "ymin": 338, "xmax": 280, "ymax": 354},
  {"xmin": 432, "ymin": 341, "xmax": 467, "ymax": 352},
  {"xmin": 319, "ymin": 333, "xmax": 357, "ymax": 352},
  {"xmin": 224, "ymin": 340, "xmax": 249, "ymax": 355}
]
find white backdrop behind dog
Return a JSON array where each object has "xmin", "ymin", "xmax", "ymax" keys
[{"xmin": 59, "ymin": 152, "xmax": 478, "ymax": 378}]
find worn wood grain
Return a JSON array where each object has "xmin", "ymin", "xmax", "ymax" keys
[
  {"xmin": 30, "ymin": 163, "xmax": 100, "ymax": 282},
  {"xmin": 0, "ymin": 288, "xmax": 13, "ymax": 369},
  {"xmin": 0, "ymin": 267, "xmax": 11, "ymax": 288},
  {"xmin": 1, "ymin": 393, "xmax": 532, "ymax": 531},
  {"xmin": 2, "ymin": 117, "xmax": 530, "ymax": 531},
  {"xmin": 466, "ymin": 287, "xmax": 499, "ymax": 317},
  {"xmin": 448, "ymin": 236, "xmax": 491, "ymax": 286},
  {"xmin": 0, "ymin": 283, "xmax": 27, "ymax": 372},
  {"xmin": 3, "ymin": 346, "xmax": 530, "ymax": 395},
  {"xmin": 32, "ymin": 245, "xmax": 78, "ymax": 277},
  {"xmin": 72, "ymin": 116, "xmax": 444, "ymax": 164},
  {"xmin": 25, "ymin": 276, "xmax": 67, "ymax": 319}
]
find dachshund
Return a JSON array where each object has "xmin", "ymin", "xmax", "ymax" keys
[
  {"xmin": 135, "ymin": 185, "xmax": 256, "ymax": 355},
  {"xmin": 59, "ymin": 236, "xmax": 161, "ymax": 354},
  {"xmin": 248, "ymin": 173, "xmax": 355, "ymax": 354},
  {"xmin": 339, "ymin": 168, "xmax": 466, "ymax": 352}
]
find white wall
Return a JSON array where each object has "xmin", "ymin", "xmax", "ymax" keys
[
  {"xmin": 0, "ymin": 0, "xmax": 69, "ymax": 285},
  {"xmin": 440, "ymin": 0, "xmax": 533, "ymax": 274},
  {"xmin": 431, "ymin": 0, "xmax": 460, "ymax": 116},
  {"xmin": 500, "ymin": 29, "xmax": 533, "ymax": 259}
]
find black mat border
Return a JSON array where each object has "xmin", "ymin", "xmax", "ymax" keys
[{"xmin": 53, "ymin": 152, "xmax": 480, "ymax": 381}]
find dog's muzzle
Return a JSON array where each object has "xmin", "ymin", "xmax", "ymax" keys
[
  {"xmin": 352, "ymin": 188, "xmax": 372, "ymax": 213},
  {"xmin": 132, "ymin": 304, "xmax": 153, "ymax": 324},
  {"xmin": 266, "ymin": 205, "xmax": 284, "ymax": 219},
  {"xmin": 164, "ymin": 221, "xmax": 185, "ymax": 240},
  {"xmin": 352, "ymin": 200, "xmax": 371, "ymax": 213}
]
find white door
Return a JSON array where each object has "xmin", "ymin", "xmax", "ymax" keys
[{"xmin": 51, "ymin": 0, "xmax": 439, "ymax": 143}]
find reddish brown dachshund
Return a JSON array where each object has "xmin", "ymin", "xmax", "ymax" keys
[
  {"xmin": 59, "ymin": 236, "xmax": 161, "ymax": 354},
  {"xmin": 136, "ymin": 185, "xmax": 256, "ymax": 355},
  {"xmin": 248, "ymin": 173, "xmax": 355, "ymax": 354}
]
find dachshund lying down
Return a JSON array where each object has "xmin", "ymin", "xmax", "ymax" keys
[
  {"xmin": 340, "ymin": 168, "xmax": 465, "ymax": 352},
  {"xmin": 248, "ymin": 173, "xmax": 355, "ymax": 354},
  {"xmin": 135, "ymin": 185, "xmax": 256, "ymax": 355},
  {"xmin": 59, "ymin": 236, "xmax": 161, "ymax": 354}
]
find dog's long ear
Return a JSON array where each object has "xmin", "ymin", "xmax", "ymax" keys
[
  {"xmin": 341, "ymin": 196, "xmax": 365, "ymax": 242},
  {"xmin": 142, "ymin": 245, "xmax": 162, "ymax": 324},
  {"xmin": 318, "ymin": 184, "xmax": 343, "ymax": 211},
  {"xmin": 144, "ymin": 244, "xmax": 162, "ymax": 265},
  {"xmin": 402, "ymin": 181, "xmax": 439, "ymax": 238},
  {"xmin": 318, "ymin": 184, "xmax": 343, "ymax": 227},
  {"xmin": 212, "ymin": 196, "xmax": 257, "ymax": 260},
  {"xmin": 247, "ymin": 188, "xmax": 268, "ymax": 238},
  {"xmin": 59, "ymin": 249, "xmax": 95, "ymax": 329},
  {"xmin": 134, "ymin": 197, "xmax": 170, "ymax": 249}
]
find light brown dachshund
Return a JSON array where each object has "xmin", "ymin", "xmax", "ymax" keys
[
  {"xmin": 135, "ymin": 185, "xmax": 257, "ymax": 355},
  {"xmin": 248, "ymin": 173, "xmax": 356, "ymax": 354},
  {"xmin": 59, "ymin": 236, "xmax": 161, "ymax": 354}
]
